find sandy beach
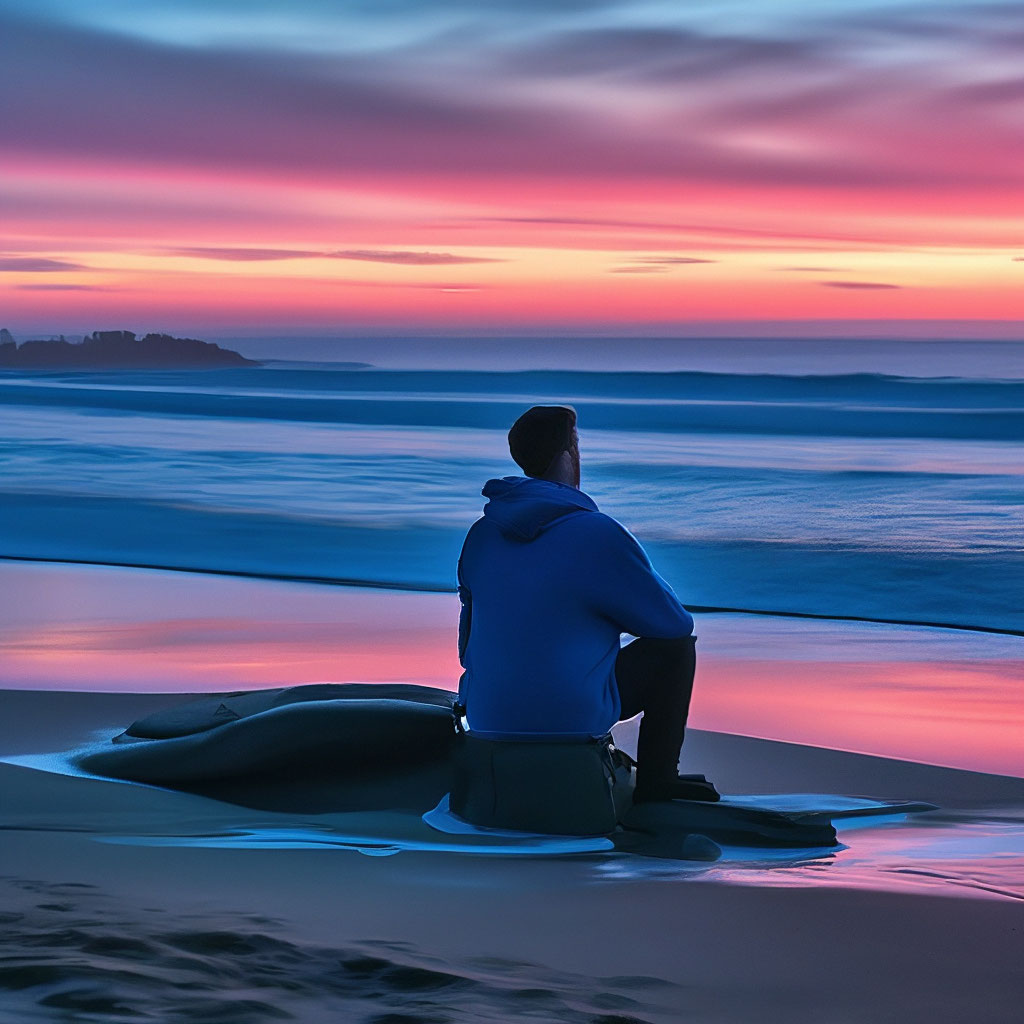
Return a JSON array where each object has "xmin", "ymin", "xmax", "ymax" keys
[{"xmin": 3, "ymin": 687, "xmax": 1023, "ymax": 1023}]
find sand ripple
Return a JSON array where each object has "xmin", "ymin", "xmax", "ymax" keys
[{"xmin": 0, "ymin": 877, "xmax": 673, "ymax": 1024}]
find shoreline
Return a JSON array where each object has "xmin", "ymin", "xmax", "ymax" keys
[{"xmin": 4, "ymin": 553, "xmax": 1022, "ymax": 637}]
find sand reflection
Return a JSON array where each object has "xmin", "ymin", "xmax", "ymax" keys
[{"xmin": 1, "ymin": 560, "xmax": 1020, "ymax": 776}]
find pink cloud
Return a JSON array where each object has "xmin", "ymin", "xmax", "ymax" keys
[
  {"xmin": 162, "ymin": 246, "xmax": 502, "ymax": 265},
  {"xmin": 165, "ymin": 247, "xmax": 326, "ymax": 261},
  {"xmin": 823, "ymin": 281, "xmax": 902, "ymax": 290},
  {"xmin": 4, "ymin": 9, "xmax": 1022, "ymax": 195},
  {"xmin": 630, "ymin": 256, "xmax": 717, "ymax": 265},
  {"xmin": 0, "ymin": 256, "xmax": 85, "ymax": 272},
  {"xmin": 329, "ymin": 250, "xmax": 504, "ymax": 265},
  {"xmin": 609, "ymin": 265, "xmax": 668, "ymax": 274},
  {"xmin": 16, "ymin": 283, "xmax": 118, "ymax": 291},
  {"xmin": 610, "ymin": 254, "xmax": 718, "ymax": 273}
]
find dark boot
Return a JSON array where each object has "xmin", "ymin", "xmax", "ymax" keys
[{"xmin": 634, "ymin": 773, "xmax": 721, "ymax": 803}]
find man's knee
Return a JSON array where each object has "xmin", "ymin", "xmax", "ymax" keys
[
  {"xmin": 642, "ymin": 635, "xmax": 696, "ymax": 657},
  {"xmin": 655, "ymin": 634, "xmax": 696, "ymax": 648},
  {"xmin": 633, "ymin": 635, "xmax": 696, "ymax": 675}
]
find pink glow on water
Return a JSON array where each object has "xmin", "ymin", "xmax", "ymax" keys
[
  {"xmin": 0, "ymin": 618, "xmax": 461, "ymax": 692},
  {"xmin": 1, "ymin": 564, "xmax": 1020, "ymax": 777},
  {"xmin": 691, "ymin": 657, "xmax": 1024, "ymax": 778},
  {"xmin": 0, "ymin": 562, "xmax": 461, "ymax": 691}
]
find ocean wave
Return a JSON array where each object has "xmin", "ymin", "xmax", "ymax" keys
[
  {"xmin": 2, "ymin": 369, "xmax": 1023, "ymax": 441},
  {"xmin": 3, "ymin": 365, "xmax": 1021, "ymax": 634}
]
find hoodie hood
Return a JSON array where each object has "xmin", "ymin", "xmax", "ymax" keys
[{"xmin": 481, "ymin": 476, "xmax": 598, "ymax": 541}]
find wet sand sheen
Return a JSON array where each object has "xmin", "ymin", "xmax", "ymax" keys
[{"xmin": 2, "ymin": 560, "xmax": 1021, "ymax": 776}]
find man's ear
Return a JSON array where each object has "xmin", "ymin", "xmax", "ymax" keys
[
  {"xmin": 541, "ymin": 449, "xmax": 569, "ymax": 482},
  {"xmin": 544, "ymin": 449, "xmax": 579, "ymax": 486}
]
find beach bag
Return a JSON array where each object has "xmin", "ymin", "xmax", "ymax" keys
[{"xmin": 450, "ymin": 732, "xmax": 635, "ymax": 835}]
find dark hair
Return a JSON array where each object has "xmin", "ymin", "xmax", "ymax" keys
[{"xmin": 507, "ymin": 405, "xmax": 577, "ymax": 477}]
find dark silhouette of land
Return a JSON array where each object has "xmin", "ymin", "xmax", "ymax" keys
[{"xmin": 0, "ymin": 329, "xmax": 259, "ymax": 369}]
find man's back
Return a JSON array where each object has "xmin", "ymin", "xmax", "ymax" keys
[{"xmin": 458, "ymin": 476, "xmax": 693, "ymax": 737}]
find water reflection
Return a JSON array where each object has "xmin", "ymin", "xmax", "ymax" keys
[
  {"xmin": 598, "ymin": 810, "xmax": 1024, "ymax": 902},
  {"xmin": 1, "ymin": 560, "xmax": 1021, "ymax": 776}
]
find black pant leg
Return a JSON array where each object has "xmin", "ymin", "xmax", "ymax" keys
[{"xmin": 614, "ymin": 635, "xmax": 696, "ymax": 786}]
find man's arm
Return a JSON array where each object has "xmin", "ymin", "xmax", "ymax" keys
[
  {"xmin": 457, "ymin": 558, "xmax": 472, "ymax": 667},
  {"xmin": 588, "ymin": 517, "xmax": 693, "ymax": 638}
]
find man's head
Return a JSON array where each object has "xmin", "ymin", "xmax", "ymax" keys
[{"xmin": 508, "ymin": 405, "xmax": 579, "ymax": 487}]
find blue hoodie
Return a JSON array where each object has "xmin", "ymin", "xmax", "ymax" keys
[{"xmin": 457, "ymin": 476, "xmax": 693, "ymax": 738}]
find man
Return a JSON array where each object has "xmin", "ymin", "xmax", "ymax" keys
[{"xmin": 457, "ymin": 405, "xmax": 718, "ymax": 803}]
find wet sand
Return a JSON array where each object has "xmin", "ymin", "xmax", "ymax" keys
[
  {"xmin": 2, "ymin": 689, "xmax": 1023, "ymax": 1023},
  {"xmin": 3, "ymin": 559, "xmax": 1022, "ymax": 776}
]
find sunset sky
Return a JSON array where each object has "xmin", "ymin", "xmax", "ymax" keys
[{"xmin": 2, "ymin": 0, "xmax": 1023, "ymax": 338}]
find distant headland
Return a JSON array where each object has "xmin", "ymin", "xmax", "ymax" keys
[{"xmin": 0, "ymin": 329, "xmax": 260, "ymax": 369}]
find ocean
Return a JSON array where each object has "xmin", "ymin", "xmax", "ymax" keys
[{"xmin": 1, "ymin": 339, "xmax": 1022, "ymax": 634}]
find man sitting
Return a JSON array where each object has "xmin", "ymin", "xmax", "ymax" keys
[{"xmin": 457, "ymin": 405, "xmax": 718, "ymax": 803}]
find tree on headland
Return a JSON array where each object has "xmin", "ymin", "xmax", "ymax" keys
[{"xmin": 0, "ymin": 329, "xmax": 259, "ymax": 369}]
